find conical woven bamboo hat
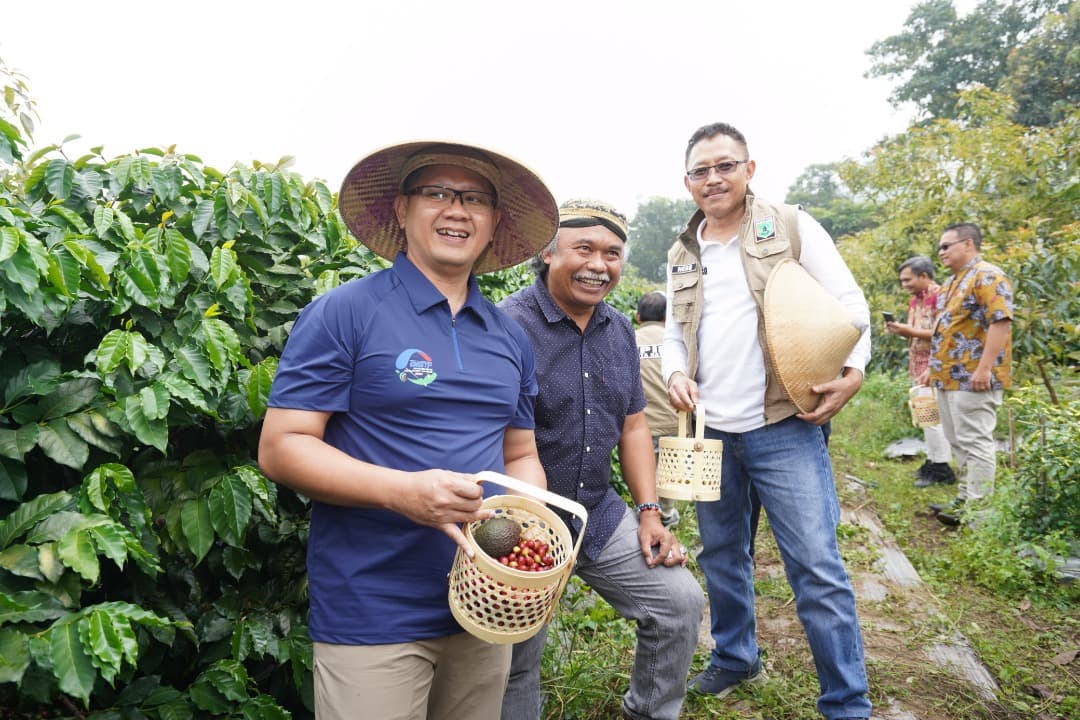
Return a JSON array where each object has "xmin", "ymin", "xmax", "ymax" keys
[
  {"xmin": 338, "ymin": 140, "xmax": 558, "ymax": 274},
  {"xmin": 763, "ymin": 258, "xmax": 862, "ymax": 413}
]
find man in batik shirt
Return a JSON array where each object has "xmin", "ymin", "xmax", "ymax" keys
[
  {"xmin": 919, "ymin": 223, "xmax": 1013, "ymax": 526},
  {"xmin": 886, "ymin": 255, "xmax": 955, "ymax": 487}
]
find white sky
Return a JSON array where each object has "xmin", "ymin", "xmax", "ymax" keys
[{"xmin": 2, "ymin": 1, "xmax": 966, "ymax": 219}]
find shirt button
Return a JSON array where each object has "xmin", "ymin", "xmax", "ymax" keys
[
  {"xmin": 586, "ymin": 408, "xmax": 591, "ymax": 415},
  {"xmin": 586, "ymin": 446, "xmax": 590, "ymax": 452},
  {"xmin": 584, "ymin": 372, "xmax": 589, "ymax": 378},
  {"xmin": 579, "ymin": 482, "xmax": 584, "ymax": 488}
]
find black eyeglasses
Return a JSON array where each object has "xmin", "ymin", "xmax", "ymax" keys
[
  {"xmin": 938, "ymin": 238, "xmax": 968, "ymax": 252},
  {"xmin": 686, "ymin": 160, "xmax": 748, "ymax": 182},
  {"xmin": 406, "ymin": 185, "xmax": 497, "ymax": 210}
]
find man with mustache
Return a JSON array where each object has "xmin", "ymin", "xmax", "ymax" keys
[
  {"xmin": 498, "ymin": 199, "xmax": 704, "ymax": 720},
  {"xmin": 664, "ymin": 123, "xmax": 872, "ymax": 720}
]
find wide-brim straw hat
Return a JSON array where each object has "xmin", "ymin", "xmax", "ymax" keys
[
  {"xmin": 338, "ymin": 140, "xmax": 558, "ymax": 274},
  {"xmin": 763, "ymin": 258, "xmax": 862, "ymax": 413}
]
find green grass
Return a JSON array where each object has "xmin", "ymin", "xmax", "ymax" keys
[{"xmin": 536, "ymin": 371, "xmax": 1079, "ymax": 720}]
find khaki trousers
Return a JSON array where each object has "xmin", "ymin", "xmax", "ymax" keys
[
  {"xmin": 937, "ymin": 389, "xmax": 1003, "ymax": 500},
  {"xmin": 314, "ymin": 633, "xmax": 511, "ymax": 720},
  {"xmin": 923, "ymin": 422, "xmax": 952, "ymax": 464}
]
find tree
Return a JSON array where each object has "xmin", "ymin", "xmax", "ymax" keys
[
  {"xmin": 784, "ymin": 163, "xmax": 878, "ymax": 239},
  {"xmin": 841, "ymin": 88, "xmax": 1079, "ymax": 394},
  {"xmin": 627, "ymin": 197, "xmax": 698, "ymax": 282},
  {"xmin": 865, "ymin": 0, "xmax": 1068, "ymax": 121},
  {"xmin": 1001, "ymin": 1, "xmax": 1080, "ymax": 126}
]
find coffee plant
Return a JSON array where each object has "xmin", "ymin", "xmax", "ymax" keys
[{"xmin": 0, "ymin": 103, "xmax": 387, "ymax": 715}]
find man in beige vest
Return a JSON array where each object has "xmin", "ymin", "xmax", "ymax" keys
[{"xmin": 663, "ymin": 122, "xmax": 872, "ymax": 720}]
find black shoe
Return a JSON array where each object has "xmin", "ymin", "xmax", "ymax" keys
[
  {"xmin": 937, "ymin": 509, "xmax": 963, "ymax": 527},
  {"xmin": 932, "ymin": 498, "xmax": 965, "ymax": 526},
  {"xmin": 931, "ymin": 462, "xmax": 957, "ymax": 484},
  {"xmin": 915, "ymin": 462, "xmax": 956, "ymax": 487},
  {"xmin": 914, "ymin": 459, "xmax": 934, "ymax": 480}
]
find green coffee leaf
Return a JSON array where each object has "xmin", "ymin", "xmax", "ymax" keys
[
  {"xmin": 209, "ymin": 475, "xmax": 251, "ymax": 547},
  {"xmin": 45, "ymin": 158, "xmax": 74, "ymax": 199},
  {"xmin": 209, "ymin": 245, "xmax": 238, "ymax": 289},
  {"xmin": 37, "ymin": 419, "xmax": 90, "ymax": 471},
  {"xmin": 93, "ymin": 205, "xmax": 114, "ymax": 238},
  {"xmin": 123, "ymin": 396, "xmax": 168, "ymax": 453},
  {"xmin": 0, "ymin": 225, "xmax": 20, "ymax": 262},
  {"xmin": 49, "ymin": 621, "xmax": 97, "ymax": 701},
  {"xmin": 39, "ymin": 378, "xmax": 101, "ymax": 421},
  {"xmin": 164, "ymin": 228, "xmax": 191, "ymax": 283},
  {"xmin": 181, "ymin": 498, "xmax": 213, "ymax": 564},
  {"xmin": 57, "ymin": 528, "xmax": 99, "ymax": 583},
  {"xmin": 0, "ymin": 629, "xmax": 30, "ymax": 683},
  {"xmin": 82, "ymin": 608, "xmax": 123, "ymax": 683},
  {"xmin": 0, "ymin": 458, "xmax": 27, "ymax": 501},
  {"xmin": 174, "ymin": 344, "xmax": 213, "ymax": 389},
  {"xmin": 0, "ymin": 424, "xmax": 40, "ymax": 460}
]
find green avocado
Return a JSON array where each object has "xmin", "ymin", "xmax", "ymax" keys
[{"xmin": 473, "ymin": 516, "xmax": 521, "ymax": 558}]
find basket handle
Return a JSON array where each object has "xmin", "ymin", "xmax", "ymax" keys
[
  {"xmin": 677, "ymin": 407, "xmax": 707, "ymax": 442},
  {"xmin": 476, "ymin": 471, "xmax": 589, "ymax": 527}
]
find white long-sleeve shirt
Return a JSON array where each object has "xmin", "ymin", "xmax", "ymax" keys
[{"xmin": 662, "ymin": 210, "xmax": 870, "ymax": 433}]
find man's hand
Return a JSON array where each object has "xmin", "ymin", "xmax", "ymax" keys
[
  {"xmin": 797, "ymin": 368, "xmax": 863, "ymax": 426},
  {"xmin": 970, "ymin": 366, "xmax": 994, "ymax": 392},
  {"xmin": 637, "ymin": 512, "xmax": 687, "ymax": 568},
  {"xmin": 971, "ymin": 319, "xmax": 1010, "ymax": 392},
  {"xmin": 389, "ymin": 470, "xmax": 490, "ymax": 556},
  {"xmin": 667, "ymin": 372, "xmax": 699, "ymax": 412},
  {"xmin": 884, "ymin": 321, "xmax": 910, "ymax": 337}
]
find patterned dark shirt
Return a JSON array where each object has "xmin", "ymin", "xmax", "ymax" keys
[{"xmin": 499, "ymin": 279, "xmax": 647, "ymax": 559}]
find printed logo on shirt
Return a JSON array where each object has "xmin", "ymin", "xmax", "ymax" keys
[
  {"xmin": 754, "ymin": 217, "xmax": 776, "ymax": 241},
  {"xmin": 395, "ymin": 348, "xmax": 437, "ymax": 386},
  {"xmin": 638, "ymin": 343, "xmax": 663, "ymax": 359},
  {"xmin": 671, "ymin": 263, "xmax": 697, "ymax": 274}
]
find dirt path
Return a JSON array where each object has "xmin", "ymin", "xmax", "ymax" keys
[{"xmin": 694, "ymin": 476, "xmax": 1002, "ymax": 720}]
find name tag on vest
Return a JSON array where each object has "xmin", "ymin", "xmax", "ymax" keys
[
  {"xmin": 671, "ymin": 263, "xmax": 697, "ymax": 274},
  {"xmin": 638, "ymin": 344, "xmax": 663, "ymax": 359}
]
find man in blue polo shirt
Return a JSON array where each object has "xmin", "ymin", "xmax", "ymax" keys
[
  {"xmin": 258, "ymin": 141, "xmax": 558, "ymax": 720},
  {"xmin": 498, "ymin": 199, "xmax": 704, "ymax": 720}
]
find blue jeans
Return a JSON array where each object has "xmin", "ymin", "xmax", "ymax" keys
[
  {"xmin": 501, "ymin": 508, "xmax": 704, "ymax": 720},
  {"xmin": 697, "ymin": 416, "xmax": 871, "ymax": 720}
]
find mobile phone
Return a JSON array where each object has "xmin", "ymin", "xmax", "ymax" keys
[{"xmin": 881, "ymin": 311, "xmax": 895, "ymax": 323}]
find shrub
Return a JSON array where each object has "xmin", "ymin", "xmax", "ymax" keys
[
  {"xmin": 1007, "ymin": 389, "xmax": 1079, "ymax": 540},
  {"xmin": 0, "ymin": 136, "xmax": 385, "ymax": 712}
]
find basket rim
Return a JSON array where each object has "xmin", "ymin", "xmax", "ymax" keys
[{"xmin": 464, "ymin": 496, "xmax": 574, "ymax": 580}]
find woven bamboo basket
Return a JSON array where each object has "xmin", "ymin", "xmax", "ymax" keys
[
  {"xmin": 908, "ymin": 386, "xmax": 940, "ymax": 427},
  {"xmin": 656, "ymin": 408, "xmax": 722, "ymax": 501},
  {"xmin": 448, "ymin": 471, "xmax": 587, "ymax": 644}
]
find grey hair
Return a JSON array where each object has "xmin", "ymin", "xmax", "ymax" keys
[{"xmin": 529, "ymin": 236, "xmax": 561, "ymax": 278}]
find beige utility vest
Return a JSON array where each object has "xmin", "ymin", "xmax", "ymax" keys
[{"xmin": 667, "ymin": 193, "xmax": 801, "ymax": 426}]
